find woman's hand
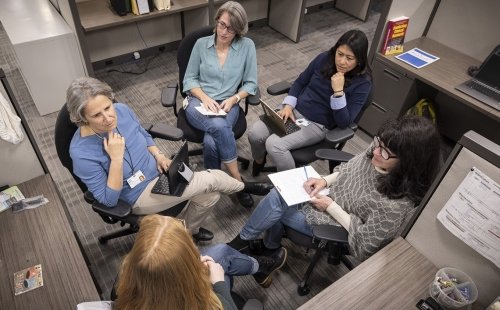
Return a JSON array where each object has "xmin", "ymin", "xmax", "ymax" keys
[
  {"xmin": 277, "ymin": 105, "xmax": 296, "ymax": 122},
  {"xmin": 303, "ymin": 177, "xmax": 327, "ymax": 197},
  {"xmin": 201, "ymin": 95, "xmax": 220, "ymax": 113},
  {"xmin": 220, "ymin": 95, "xmax": 238, "ymax": 113},
  {"xmin": 206, "ymin": 260, "xmax": 225, "ymax": 284},
  {"xmin": 309, "ymin": 194, "xmax": 333, "ymax": 212},
  {"xmin": 331, "ymin": 72, "xmax": 345, "ymax": 96},
  {"xmin": 155, "ymin": 154, "xmax": 172, "ymax": 173},
  {"xmin": 103, "ymin": 131, "xmax": 125, "ymax": 161}
]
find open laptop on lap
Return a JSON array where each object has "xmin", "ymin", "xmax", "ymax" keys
[
  {"xmin": 260, "ymin": 99, "xmax": 301, "ymax": 137},
  {"xmin": 455, "ymin": 45, "xmax": 500, "ymax": 111},
  {"xmin": 151, "ymin": 141, "xmax": 193, "ymax": 196}
]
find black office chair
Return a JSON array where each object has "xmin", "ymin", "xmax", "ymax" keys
[
  {"xmin": 255, "ymin": 81, "xmax": 372, "ymax": 174},
  {"xmin": 54, "ymin": 103, "xmax": 188, "ymax": 244},
  {"xmin": 282, "ymin": 149, "xmax": 358, "ymax": 296},
  {"xmin": 161, "ymin": 25, "xmax": 260, "ymax": 170}
]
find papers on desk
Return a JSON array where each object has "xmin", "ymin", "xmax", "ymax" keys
[
  {"xmin": 437, "ymin": 167, "xmax": 500, "ymax": 268},
  {"xmin": 395, "ymin": 48, "xmax": 440, "ymax": 69},
  {"xmin": 0, "ymin": 186, "xmax": 24, "ymax": 213},
  {"xmin": 268, "ymin": 166, "xmax": 329, "ymax": 206},
  {"xmin": 195, "ymin": 106, "xmax": 227, "ymax": 117},
  {"xmin": 14, "ymin": 264, "xmax": 43, "ymax": 295}
]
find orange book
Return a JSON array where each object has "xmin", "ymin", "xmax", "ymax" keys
[{"xmin": 380, "ymin": 16, "xmax": 409, "ymax": 55}]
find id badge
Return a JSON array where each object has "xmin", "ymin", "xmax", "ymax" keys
[{"xmin": 127, "ymin": 170, "xmax": 145, "ymax": 188}]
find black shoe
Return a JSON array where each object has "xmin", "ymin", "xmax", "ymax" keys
[
  {"xmin": 252, "ymin": 247, "xmax": 287, "ymax": 288},
  {"xmin": 236, "ymin": 191, "xmax": 254, "ymax": 208},
  {"xmin": 243, "ymin": 182, "xmax": 274, "ymax": 196},
  {"xmin": 192, "ymin": 227, "xmax": 214, "ymax": 242},
  {"xmin": 252, "ymin": 159, "xmax": 266, "ymax": 177},
  {"xmin": 227, "ymin": 234, "xmax": 250, "ymax": 252}
]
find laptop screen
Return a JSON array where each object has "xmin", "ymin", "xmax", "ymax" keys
[{"xmin": 476, "ymin": 52, "xmax": 500, "ymax": 90}]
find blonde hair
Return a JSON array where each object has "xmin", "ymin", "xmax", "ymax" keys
[{"xmin": 115, "ymin": 215, "xmax": 223, "ymax": 310}]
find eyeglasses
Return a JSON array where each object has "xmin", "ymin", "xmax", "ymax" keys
[
  {"xmin": 216, "ymin": 20, "xmax": 236, "ymax": 34},
  {"xmin": 175, "ymin": 218, "xmax": 187, "ymax": 229},
  {"xmin": 373, "ymin": 136, "xmax": 398, "ymax": 160}
]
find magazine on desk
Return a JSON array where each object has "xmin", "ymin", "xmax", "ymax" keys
[{"xmin": 395, "ymin": 48, "xmax": 440, "ymax": 69}]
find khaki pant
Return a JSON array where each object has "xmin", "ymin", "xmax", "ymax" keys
[{"xmin": 133, "ymin": 170, "xmax": 244, "ymax": 233}]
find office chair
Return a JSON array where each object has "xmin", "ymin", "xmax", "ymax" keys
[
  {"xmin": 161, "ymin": 25, "xmax": 260, "ymax": 170},
  {"xmin": 255, "ymin": 81, "xmax": 372, "ymax": 175},
  {"xmin": 55, "ymin": 103, "xmax": 187, "ymax": 244}
]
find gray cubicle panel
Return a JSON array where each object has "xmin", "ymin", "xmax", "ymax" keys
[
  {"xmin": 0, "ymin": 70, "xmax": 46, "ymax": 186},
  {"xmin": 404, "ymin": 131, "xmax": 500, "ymax": 307}
]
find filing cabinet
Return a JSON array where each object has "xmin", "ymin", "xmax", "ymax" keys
[{"xmin": 359, "ymin": 55, "xmax": 418, "ymax": 135}]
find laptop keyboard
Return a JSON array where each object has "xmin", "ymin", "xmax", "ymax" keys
[
  {"xmin": 285, "ymin": 119, "xmax": 301, "ymax": 134},
  {"xmin": 151, "ymin": 173, "xmax": 170, "ymax": 195},
  {"xmin": 466, "ymin": 80, "xmax": 500, "ymax": 101}
]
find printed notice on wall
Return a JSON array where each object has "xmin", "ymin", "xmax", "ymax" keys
[{"xmin": 437, "ymin": 167, "xmax": 500, "ymax": 268}]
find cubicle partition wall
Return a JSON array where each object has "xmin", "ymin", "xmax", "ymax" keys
[{"xmin": 404, "ymin": 131, "xmax": 500, "ymax": 306}]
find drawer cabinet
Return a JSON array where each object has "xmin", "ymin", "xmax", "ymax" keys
[{"xmin": 359, "ymin": 56, "xmax": 417, "ymax": 135}]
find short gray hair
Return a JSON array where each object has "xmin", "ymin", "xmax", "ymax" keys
[
  {"xmin": 215, "ymin": 1, "xmax": 248, "ymax": 38},
  {"xmin": 66, "ymin": 77, "xmax": 114, "ymax": 126}
]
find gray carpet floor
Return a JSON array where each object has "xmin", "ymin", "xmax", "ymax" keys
[{"xmin": 0, "ymin": 5, "xmax": 378, "ymax": 309}]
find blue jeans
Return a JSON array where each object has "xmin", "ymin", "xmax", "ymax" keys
[
  {"xmin": 240, "ymin": 189, "xmax": 313, "ymax": 249},
  {"xmin": 184, "ymin": 96, "xmax": 239, "ymax": 169},
  {"xmin": 200, "ymin": 243, "xmax": 258, "ymax": 290}
]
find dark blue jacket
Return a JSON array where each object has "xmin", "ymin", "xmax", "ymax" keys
[{"xmin": 290, "ymin": 51, "xmax": 372, "ymax": 129}]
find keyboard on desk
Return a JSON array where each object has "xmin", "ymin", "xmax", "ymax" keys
[
  {"xmin": 285, "ymin": 119, "xmax": 301, "ymax": 134},
  {"xmin": 466, "ymin": 80, "xmax": 500, "ymax": 101},
  {"xmin": 151, "ymin": 173, "xmax": 171, "ymax": 195}
]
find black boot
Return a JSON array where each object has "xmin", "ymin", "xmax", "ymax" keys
[
  {"xmin": 227, "ymin": 234, "xmax": 250, "ymax": 252},
  {"xmin": 192, "ymin": 227, "xmax": 214, "ymax": 242},
  {"xmin": 252, "ymin": 247, "xmax": 288, "ymax": 288},
  {"xmin": 236, "ymin": 191, "xmax": 254, "ymax": 208},
  {"xmin": 252, "ymin": 158, "xmax": 266, "ymax": 177},
  {"xmin": 242, "ymin": 181, "xmax": 274, "ymax": 196}
]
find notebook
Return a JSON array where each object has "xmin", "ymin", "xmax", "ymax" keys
[
  {"xmin": 151, "ymin": 141, "xmax": 193, "ymax": 196},
  {"xmin": 455, "ymin": 45, "xmax": 500, "ymax": 111},
  {"xmin": 260, "ymin": 99, "xmax": 301, "ymax": 137}
]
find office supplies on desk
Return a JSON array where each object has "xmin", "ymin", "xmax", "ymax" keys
[
  {"xmin": 395, "ymin": 48, "xmax": 440, "ymax": 69},
  {"xmin": 268, "ymin": 166, "xmax": 329, "ymax": 206},
  {"xmin": 455, "ymin": 45, "xmax": 500, "ymax": 111},
  {"xmin": 14, "ymin": 264, "xmax": 43, "ymax": 295},
  {"xmin": 151, "ymin": 141, "xmax": 192, "ymax": 196},
  {"xmin": 259, "ymin": 99, "xmax": 301, "ymax": 137},
  {"xmin": 0, "ymin": 185, "xmax": 24, "ymax": 213},
  {"xmin": 380, "ymin": 16, "xmax": 409, "ymax": 55}
]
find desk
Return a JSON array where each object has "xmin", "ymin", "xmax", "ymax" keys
[
  {"xmin": 359, "ymin": 37, "xmax": 500, "ymax": 143},
  {"xmin": 0, "ymin": 175, "xmax": 100, "ymax": 309},
  {"xmin": 298, "ymin": 237, "xmax": 437, "ymax": 309}
]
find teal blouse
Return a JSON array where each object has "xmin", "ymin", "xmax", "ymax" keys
[{"xmin": 183, "ymin": 34, "xmax": 258, "ymax": 100}]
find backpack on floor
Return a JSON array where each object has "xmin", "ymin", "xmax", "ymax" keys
[{"xmin": 406, "ymin": 98, "xmax": 437, "ymax": 124}]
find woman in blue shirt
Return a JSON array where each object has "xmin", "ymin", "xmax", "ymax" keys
[
  {"xmin": 183, "ymin": 1, "xmax": 258, "ymax": 208},
  {"xmin": 249, "ymin": 29, "xmax": 372, "ymax": 174}
]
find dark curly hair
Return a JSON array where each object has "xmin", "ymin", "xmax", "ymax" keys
[
  {"xmin": 366, "ymin": 115, "xmax": 442, "ymax": 205},
  {"xmin": 321, "ymin": 29, "xmax": 370, "ymax": 86}
]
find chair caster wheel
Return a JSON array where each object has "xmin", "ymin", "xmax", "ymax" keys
[
  {"xmin": 98, "ymin": 237, "xmax": 108, "ymax": 244},
  {"xmin": 297, "ymin": 284, "xmax": 310, "ymax": 296},
  {"xmin": 240, "ymin": 161, "xmax": 249, "ymax": 170}
]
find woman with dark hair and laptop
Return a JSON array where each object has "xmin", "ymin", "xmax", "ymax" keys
[
  {"xmin": 248, "ymin": 29, "xmax": 372, "ymax": 174},
  {"xmin": 66, "ymin": 77, "xmax": 271, "ymax": 242}
]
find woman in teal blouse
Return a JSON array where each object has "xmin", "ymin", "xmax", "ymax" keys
[{"xmin": 183, "ymin": 1, "xmax": 258, "ymax": 208}]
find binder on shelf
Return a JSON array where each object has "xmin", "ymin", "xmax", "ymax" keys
[
  {"xmin": 153, "ymin": 0, "xmax": 171, "ymax": 10},
  {"xmin": 137, "ymin": 0, "xmax": 150, "ymax": 14}
]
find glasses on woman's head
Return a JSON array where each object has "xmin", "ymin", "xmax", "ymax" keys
[
  {"xmin": 373, "ymin": 136, "xmax": 398, "ymax": 160},
  {"xmin": 175, "ymin": 218, "xmax": 187, "ymax": 229},
  {"xmin": 216, "ymin": 20, "xmax": 236, "ymax": 34}
]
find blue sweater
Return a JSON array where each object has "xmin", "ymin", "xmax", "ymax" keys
[
  {"xmin": 286, "ymin": 51, "xmax": 372, "ymax": 129},
  {"xmin": 70, "ymin": 103, "xmax": 159, "ymax": 207}
]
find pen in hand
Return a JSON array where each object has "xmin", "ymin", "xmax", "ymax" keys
[{"xmin": 304, "ymin": 166, "xmax": 309, "ymax": 181}]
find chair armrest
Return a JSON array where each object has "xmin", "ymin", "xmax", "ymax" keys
[
  {"xmin": 267, "ymin": 81, "xmax": 292, "ymax": 96},
  {"xmin": 143, "ymin": 122, "xmax": 184, "ymax": 141},
  {"xmin": 160, "ymin": 83, "xmax": 178, "ymax": 107},
  {"xmin": 92, "ymin": 199, "xmax": 132, "ymax": 219},
  {"xmin": 245, "ymin": 87, "xmax": 261, "ymax": 106},
  {"xmin": 325, "ymin": 125, "xmax": 356, "ymax": 144},
  {"xmin": 312, "ymin": 224, "xmax": 349, "ymax": 243},
  {"xmin": 315, "ymin": 149, "xmax": 354, "ymax": 163},
  {"xmin": 242, "ymin": 299, "xmax": 264, "ymax": 310}
]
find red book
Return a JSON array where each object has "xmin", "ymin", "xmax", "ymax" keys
[{"xmin": 380, "ymin": 16, "xmax": 409, "ymax": 55}]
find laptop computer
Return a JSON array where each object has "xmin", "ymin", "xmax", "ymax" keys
[
  {"xmin": 151, "ymin": 141, "xmax": 193, "ymax": 196},
  {"xmin": 455, "ymin": 45, "xmax": 500, "ymax": 111},
  {"xmin": 260, "ymin": 99, "xmax": 301, "ymax": 137}
]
